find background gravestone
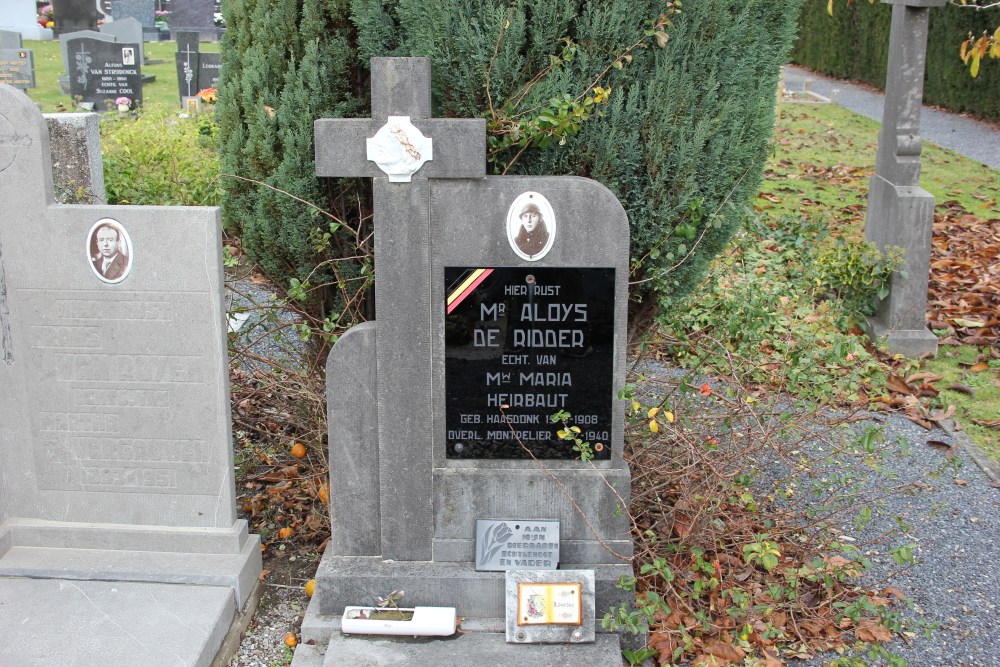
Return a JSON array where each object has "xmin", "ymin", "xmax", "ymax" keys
[
  {"xmin": 170, "ymin": 0, "xmax": 219, "ymax": 41},
  {"xmin": 66, "ymin": 37, "xmax": 142, "ymax": 110},
  {"xmin": 44, "ymin": 112, "xmax": 106, "ymax": 203},
  {"xmin": 100, "ymin": 17, "xmax": 145, "ymax": 66},
  {"xmin": 197, "ymin": 51, "xmax": 220, "ymax": 90},
  {"xmin": 175, "ymin": 35, "xmax": 199, "ymax": 101},
  {"xmin": 0, "ymin": 29, "xmax": 22, "ymax": 49},
  {"xmin": 0, "ymin": 82, "xmax": 260, "ymax": 665},
  {"xmin": 0, "ymin": 48, "xmax": 33, "ymax": 89},
  {"xmin": 51, "ymin": 0, "xmax": 101, "ymax": 36},
  {"xmin": 298, "ymin": 58, "xmax": 632, "ymax": 664},
  {"xmin": 110, "ymin": 0, "xmax": 155, "ymax": 30},
  {"xmin": 0, "ymin": 0, "xmax": 51, "ymax": 41},
  {"xmin": 58, "ymin": 29, "xmax": 116, "ymax": 95}
]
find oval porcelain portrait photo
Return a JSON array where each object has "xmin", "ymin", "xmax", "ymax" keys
[
  {"xmin": 86, "ymin": 218, "xmax": 133, "ymax": 284},
  {"xmin": 506, "ymin": 191, "xmax": 556, "ymax": 262}
]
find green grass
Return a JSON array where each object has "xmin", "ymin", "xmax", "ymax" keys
[
  {"xmin": 922, "ymin": 345, "xmax": 1000, "ymax": 462},
  {"xmin": 753, "ymin": 100, "xmax": 1000, "ymax": 460},
  {"xmin": 22, "ymin": 39, "xmax": 220, "ymax": 112},
  {"xmin": 758, "ymin": 102, "xmax": 1000, "ymax": 222}
]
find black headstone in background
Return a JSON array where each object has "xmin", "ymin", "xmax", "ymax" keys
[
  {"xmin": 66, "ymin": 38, "xmax": 142, "ymax": 110},
  {"xmin": 0, "ymin": 50, "xmax": 35, "ymax": 89},
  {"xmin": 175, "ymin": 45, "xmax": 199, "ymax": 100},
  {"xmin": 51, "ymin": 0, "xmax": 101, "ymax": 36},
  {"xmin": 444, "ymin": 266, "xmax": 615, "ymax": 460},
  {"xmin": 197, "ymin": 52, "xmax": 221, "ymax": 90},
  {"xmin": 176, "ymin": 31, "xmax": 200, "ymax": 57},
  {"xmin": 170, "ymin": 0, "xmax": 214, "ymax": 28}
]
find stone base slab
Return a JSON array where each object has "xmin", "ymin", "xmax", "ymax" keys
[
  {"xmin": 864, "ymin": 316, "xmax": 939, "ymax": 358},
  {"xmin": 311, "ymin": 553, "xmax": 632, "ymax": 620},
  {"xmin": 0, "ymin": 519, "xmax": 261, "ymax": 605},
  {"xmin": 290, "ymin": 631, "xmax": 624, "ymax": 667},
  {"xmin": 0, "ymin": 577, "xmax": 234, "ymax": 666}
]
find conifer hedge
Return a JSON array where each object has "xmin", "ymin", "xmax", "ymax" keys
[
  {"xmin": 793, "ymin": 0, "xmax": 1000, "ymax": 121},
  {"xmin": 219, "ymin": 0, "xmax": 801, "ymax": 323}
]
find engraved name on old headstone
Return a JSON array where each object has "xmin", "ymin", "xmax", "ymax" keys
[
  {"xmin": 66, "ymin": 37, "xmax": 142, "ymax": 110},
  {"xmin": 0, "ymin": 49, "xmax": 33, "ymax": 89}
]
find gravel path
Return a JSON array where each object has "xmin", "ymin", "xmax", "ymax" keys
[{"xmin": 782, "ymin": 64, "xmax": 1000, "ymax": 169}]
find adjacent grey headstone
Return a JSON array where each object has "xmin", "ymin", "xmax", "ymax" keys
[
  {"xmin": 863, "ymin": 0, "xmax": 945, "ymax": 357},
  {"xmin": 0, "ymin": 48, "xmax": 33, "ymax": 89},
  {"xmin": 100, "ymin": 17, "xmax": 144, "ymax": 66},
  {"xmin": 110, "ymin": 0, "xmax": 155, "ymax": 28},
  {"xmin": 66, "ymin": 37, "xmax": 142, "ymax": 110},
  {"xmin": 60, "ymin": 29, "xmax": 115, "ymax": 79},
  {"xmin": 301, "ymin": 58, "xmax": 633, "ymax": 663},
  {"xmin": 44, "ymin": 112, "xmax": 106, "ymax": 203},
  {"xmin": 51, "ymin": 0, "xmax": 101, "ymax": 35},
  {"xmin": 0, "ymin": 82, "xmax": 261, "ymax": 664},
  {"xmin": 0, "ymin": 29, "xmax": 22, "ymax": 49}
]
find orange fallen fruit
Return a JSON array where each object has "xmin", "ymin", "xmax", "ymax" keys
[
  {"xmin": 317, "ymin": 484, "xmax": 329, "ymax": 504},
  {"xmin": 290, "ymin": 442, "xmax": 307, "ymax": 459},
  {"xmin": 278, "ymin": 527, "xmax": 294, "ymax": 539},
  {"xmin": 304, "ymin": 579, "xmax": 316, "ymax": 598},
  {"xmin": 283, "ymin": 631, "xmax": 297, "ymax": 647}
]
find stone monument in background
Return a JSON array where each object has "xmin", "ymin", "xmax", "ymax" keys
[{"xmin": 863, "ymin": 0, "xmax": 945, "ymax": 357}]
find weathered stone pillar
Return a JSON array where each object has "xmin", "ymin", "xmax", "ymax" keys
[{"xmin": 864, "ymin": 0, "xmax": 945, "ymax": 357}]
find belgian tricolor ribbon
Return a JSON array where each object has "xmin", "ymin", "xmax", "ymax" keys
[{"xmin": 446, "ymin": 268, "xmax": 493, "ymax": 314}]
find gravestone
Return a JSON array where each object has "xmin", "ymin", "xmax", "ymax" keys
[
  {"xmin": 863, "ymin": 0, "xmax": 944, "ymax": 357},
  {"xmin": 51, "ymin": 0, "xmax": 101, "ymax": 36},
  {"xmin": 66, "ymin": 36, "xmax": 142, "ymax": 110},
  {"xmin": 175, "ymin": 36, "xmax": 199, "ymax": 101},
  {"xmin": 170, "ymin": 0, "xmax": 219, "ymax": 41},
  {"xmin": 0, "ymin": 83, "xmax": 261, "ymax": 664},
  {"xmin": 100, "ymin": 17, "xmax": 145, "ymax": 66},
  {"xmin": 0, "ymin": 48, "xmax": 33, "ymax": 89},
  {"xmin": 297, "ymin": 58, "xmax": 632, "ymax": 665},
  {"xmin": 0, "ymin": 0, "xmax": 50, "ymax": 41},
  {"xmin": 110, "ymin": 0, "xmax": 155, "ymax": 31},
  {"xmin": 0, "ymin": 29, "xmax": 22, "ymax": 49},
  {"xmin": 58, "ymin": 29, "xmax": 116, "ymax": 94},
  {"xmin": 44, "ymin": 112, "xmax": 106, "ymax": 203},
  {"xmin": 197, "ymin": 51, "xmax": 221, "ymax": 90}
]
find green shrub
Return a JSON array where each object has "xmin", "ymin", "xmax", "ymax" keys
[
  {"xmin": 793, "ymin": 0, "xmax": 1000, "ymax": 121},
  {"xmin": 101, "ymin": 108, "xmax": 221, "ymax": 206},
  {"xmin": 813, "ymin": 237, "xmax": 905, "ymax": 321},
  {"xmin": 220, "ymin": 0, "xmax": 801, "ymax": 322}
]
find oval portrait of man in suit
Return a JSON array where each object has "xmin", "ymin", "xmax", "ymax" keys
[
  {"xmin": 87, "ymin": 218, "xmax": 133, "ymax": 284},
  {"xmin": 506, "ymin": 191, "xmax": 556, "ymax": 262}
]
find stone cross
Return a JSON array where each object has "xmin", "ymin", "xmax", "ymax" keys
[
  {"xmin": 180, "ymin": 43, "xmax": 196, "ymax": 96},
  {"xmin": 315, "ymin": 58, "xmax": 485, "ymax": 560},
  {"xmin": 863, "ymin": 0, "xmax": 945, "ymax": 356}
]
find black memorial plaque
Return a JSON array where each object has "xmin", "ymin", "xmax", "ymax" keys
[
  {"xmin": 445, "ymin": 267, "xmax": 615, "ymax": 460},
  {"xmin": 197, "ymin": 52, "xmax": 221, "ymax": 90},
  {"xmin": 67, "ymin": 38, "xmax": 142, "ymax": 109}
]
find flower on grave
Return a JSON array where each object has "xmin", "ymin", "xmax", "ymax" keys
[
  {"xmin": 39, "ymin": 4, "xmax": 54, "ymax": 20},
  {"xmin": 115, "ymin": 97, "xmax": 131, "ymax": 107},
  {"xmin": 197, "ymin": 87, "xmax": 218, "ymax": 105}
]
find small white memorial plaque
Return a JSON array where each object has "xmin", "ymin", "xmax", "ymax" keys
[
  {"xmin": 476, "ymin": 519, "xmax": 560, "ymax": 571},
  {"xmin": 366, "ymin": 115, "xmax": 432, "ymax": 182}
]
